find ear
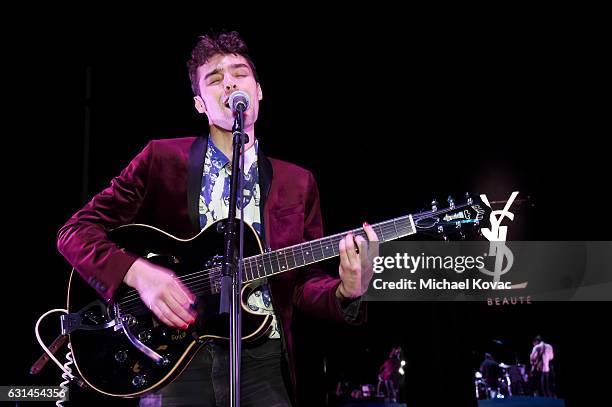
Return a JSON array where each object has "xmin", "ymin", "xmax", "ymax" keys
[
  {"xmin": 257, "ymin": 83, "xmax": 263, "ymax": 101},
  {"xmin": 194, "ymin": 96, "xmax": 207, "ymax": 114}
]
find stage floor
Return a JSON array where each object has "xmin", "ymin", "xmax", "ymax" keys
[{"xmin": 478, "ymin": 396, "xmax": 565, "ymax": 407}]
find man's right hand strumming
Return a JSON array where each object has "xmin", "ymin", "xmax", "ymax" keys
[{"xmin": 123, "ymin": 258, "xmax": 197, "ymax": 329}]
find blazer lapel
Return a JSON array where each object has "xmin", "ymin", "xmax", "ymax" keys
[
  {"xmin": 258, "ymin": 151, "xmax": 273, "ymax": 248},
  {"xmin": 187, "ymin": 135, "xmax": 208, "ymax": 234}
]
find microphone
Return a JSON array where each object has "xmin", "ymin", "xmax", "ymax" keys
[{"xmin": 229, "ymin": 90, "xmax": 250, "ymax": 112}]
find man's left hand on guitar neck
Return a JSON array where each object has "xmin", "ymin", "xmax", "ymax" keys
[{"xmin": 336, "ymin": 222, "xmax": 379, "ymax": 301}]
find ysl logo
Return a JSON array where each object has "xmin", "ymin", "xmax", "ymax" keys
[
  {"xmin": 480, "ymin": 191, "xmax": 518, "ymax": 242},
  {"xmin": 478, "ymin": 192, "xmax": 525, "ymax": 288}
]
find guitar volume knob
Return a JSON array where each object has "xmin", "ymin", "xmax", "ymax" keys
[
  {"xmin": 114, "ymin": 350, "xmax": 128, "ymax": 363},
  {"xmin": 138, "ymin": 329, "xmax": 152, "ymax": 343},
  {"xmin": 132, "ymin": 374, "xmax": 147, "ymax": 388},
  {"xmin": 160, "ymin": 354, "xmax": 172, "ymax": 366}
]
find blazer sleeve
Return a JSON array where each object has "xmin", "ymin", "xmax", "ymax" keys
[
  {"xmin": 292, "ymin": 171, "xmax": 367, "ymax": 324},
  {"xmin": 57, "ymin": 141, "xmax": 154, "ymax": 302}
]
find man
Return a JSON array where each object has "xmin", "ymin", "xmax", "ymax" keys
[
  {"xmin": 377, "ymin": 346, "xmax": 402, "ymax": 402},
  {"xmin": 57, "ymin": 31, "xmax": 378, "ymax": 406},
  {"xmin": 530, "ymin": 335, "xmax": 554, "ymax": 397},
  {"xmin": 479, "ymin": 353, "xmax": 501, "ymax": 399}
]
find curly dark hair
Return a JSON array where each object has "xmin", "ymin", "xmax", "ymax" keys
[{"xmin": 187, "ymin": 31, "xmax": 259, "ymax": 95}]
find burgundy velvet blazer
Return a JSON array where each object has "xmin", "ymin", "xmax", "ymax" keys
[{"xmin": 57, "ymin": 136, "xmax": 364, "ymax": 393}]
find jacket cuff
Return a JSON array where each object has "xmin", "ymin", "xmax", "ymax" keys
[
  {"xmin": 94, "ymin": 250, "xmax": 140, "ymax": 302},
  {"xmin": 333, "ymin": 280, "xmax": 367, "ymax": 324}
]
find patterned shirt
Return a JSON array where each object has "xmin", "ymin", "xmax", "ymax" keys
[{"xmin": 199, "ymin": 137, "xmax": 280, "ymax": 338}]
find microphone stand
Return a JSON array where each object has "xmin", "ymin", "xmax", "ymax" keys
[{"xmin": 218, "ymin": 102, "xmax": 248, "ymax": 407}]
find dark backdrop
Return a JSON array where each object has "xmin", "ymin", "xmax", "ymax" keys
[{"xmin": 4, "ymin": 8, "xmax": 608, "ymax": 407}]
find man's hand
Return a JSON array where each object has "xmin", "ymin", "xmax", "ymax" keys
[
  {"xmin": 336, "ymin": 222, "xmax": 379, "ymax": 300},
  {"xmin": 123, "ymin": 258, "xmax": 197, "ymax": 329}
]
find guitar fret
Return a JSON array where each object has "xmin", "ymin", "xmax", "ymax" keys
[
  {"xmin": 372, "ymin": 225, "xmax": 382, "ymax": 241},
  {"xmin": 304, "ymin": 242, "xmax": 315, "ymax": 263},
  {"xmin": 264, "ymin": 252, "xmax": 275, "ymax": 276},
  {"xmin": 242, "ymin": 261, "xmax": 249, "ymax": 282},
  {"xmin": 286, "ymin": 247, "xmax": 297, "ymax": 269},
  {"xmin": 334, "ymin": 235, "xmax": 344, "ymax": 257},
  {"xmin": 293, "ymin": 244, "xmax": 305, "ymax": 267},
  {"xmin": 272, "ymin": 251, "xmax": 282, "ymax": 273},
  {"xmin": 251, "ymin": 257, "xmax": 259, "ymax": 280},
  {"xmin": 379, "ymin": 224, "xmax": 387, "ymax": 241},
  {"xmin": 319, "ymin": 239, "xmax": 328, "ymax": 260},
  {"xmin": 253, "ymin": 258, "xmax": 259, "ymax": 280},
  {"xmin": 397, "ymin": 218, "xmax": 412, "ymax": 235},
  {"xmin": 242, "ymin": 261, "xmax": 251, "ymax": 282},
  {"xmin": 252, "ymin": 259, "xmax": 259, "ymax": 280},
  {"xmin": 312, "ymin": 240, "xmax": 322, "ymax": 262},
  {"xmin": 381, "ymin": 221, "xmax": 394, "ymax": 239},
  {"xmin": 407, "ymin": 215, "xmax": 415, "ymax": 235},
  {"xmin": 385, "ymin": 221, "xmax": 397, "ymax": 239},
  {"xmin": 322, "ymin": 237, "xmax": 334, "ymax": 259},
  {"xmin": 277, "ymin": 249, "xmax": 289, "ymax": 272}
]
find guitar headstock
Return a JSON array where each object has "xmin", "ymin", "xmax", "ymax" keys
[{"xmin": 412, "ymin": 193, "xmax": 491, "ymax": 240}]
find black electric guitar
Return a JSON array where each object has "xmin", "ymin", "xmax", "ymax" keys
[{"xmin": 64, "ymin": 195, "xmax": 489, "ymax": 397}]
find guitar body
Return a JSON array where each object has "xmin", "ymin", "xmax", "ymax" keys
[{"xmin": 67, "ymin": 220, "xmax": 272, "ymax": 397}]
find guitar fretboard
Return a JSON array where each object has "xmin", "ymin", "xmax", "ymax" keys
[{"xmin": 240, "ymin": 215, "xmax": 416, "ymax": 282}]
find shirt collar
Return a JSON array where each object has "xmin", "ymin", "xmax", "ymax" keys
[{"xmin": 208, "ymin": 136, "xmax": 258, "ymax": 174}]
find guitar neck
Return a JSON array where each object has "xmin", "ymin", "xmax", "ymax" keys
[{"xmin": 241, "ymin": 214, "xmax": 416, "ymax": 282}]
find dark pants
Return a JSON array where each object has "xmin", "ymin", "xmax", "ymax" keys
[
  {"xmin": 140, "ymin": 339, "xmax": 292, "ymax": 407},
  {"xmin": 531, "ymin": 371, "xmax": 553, "ymax": 398},
  {"xmin": 540, "ymin": 371, "xmax": 553, "ymax": 397}
]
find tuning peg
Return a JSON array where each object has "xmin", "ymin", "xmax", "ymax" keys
[
  {"xmin": 465, "ymin": 192, "xmax": 473, "ymax": 205},
  {"xmin": 447, "ymin": 195, "xmax": 455, "ymax": 209},
  {"xmin": 431, "ymin": 199, "xmax": 438, "ymax": 212}
]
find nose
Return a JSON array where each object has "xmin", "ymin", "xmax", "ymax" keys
[{"xmin": 224, "ymin": 83, "xmax": 237, "ymax": 92}]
